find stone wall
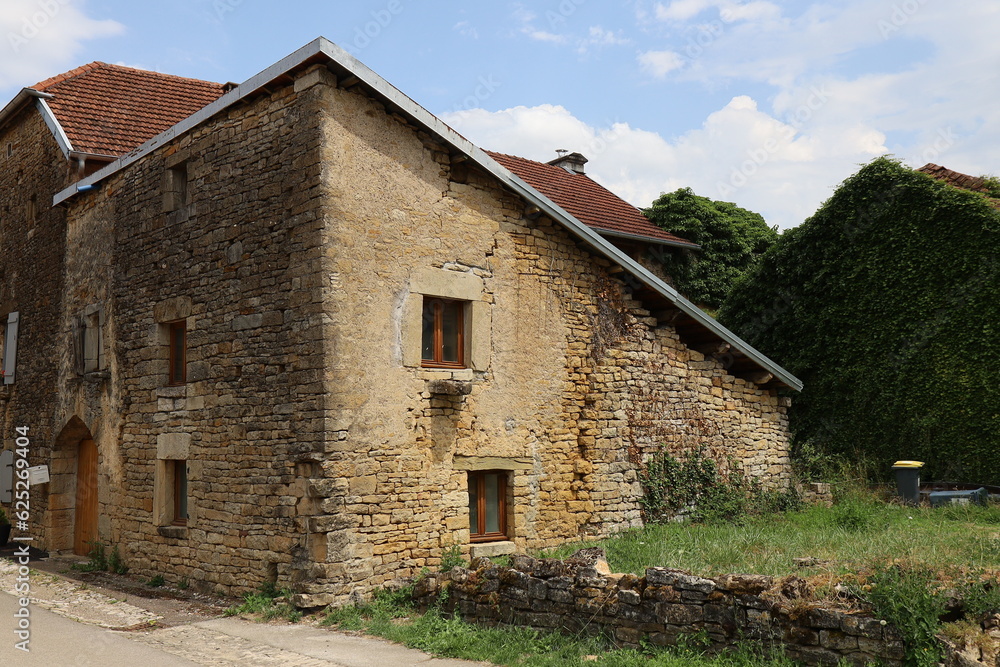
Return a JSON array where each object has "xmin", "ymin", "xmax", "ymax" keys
[
  {"xmin": 293, "ymin": 75, "xmax": 791, "ymax": 605},
  {"xmin": 8, "ymin": 65, "xmax": 794, "ymax": 604},
  {"xmin": 413, "ymin": 552, "xmax": 906, "ymax": 667},
  {"xmin": 0, "ymin": 105, "xmax": 70, "ymax": 543},
  {"xmin": 46, "ymin": 69, "xmax": 333, "ymax": 592}
]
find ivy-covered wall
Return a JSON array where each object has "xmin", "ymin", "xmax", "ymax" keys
[{"xmin": 719, "ymin": 157, "xmax": 1000, "ymax": 484}]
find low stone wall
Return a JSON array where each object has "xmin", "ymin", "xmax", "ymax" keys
[{"xmin": 413, "ymin": 550, "xmax": 905, "ymax": 666}]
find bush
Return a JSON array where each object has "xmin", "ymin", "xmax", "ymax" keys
[
  {"xmin": 224, "ymin": 582, "xmax": 302, "ymax": 623},
  {"xmin": 858, "ymin": 564, "xmax": 947, "ymax": 667},
  {"xmin": 640, "ymin": 447, "xmax": 799, "ymax": 525}
]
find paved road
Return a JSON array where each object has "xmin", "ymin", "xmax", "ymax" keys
[
  {"xmin": 0, "ymin": 588, "xmax": 484, "ymax": 667},
  {"xmin": 0, "ymin": 591, "xmax": 199, "ymax": 666}
]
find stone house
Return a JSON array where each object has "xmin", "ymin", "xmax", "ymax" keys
[{"xmin": 0, "ymin": 38, "xmax": 800, "ymax": 605}]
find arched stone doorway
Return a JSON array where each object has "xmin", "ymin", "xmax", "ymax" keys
[{"xmin": 50, "ymin": 417, "xmax": 98, "ymax": 555}]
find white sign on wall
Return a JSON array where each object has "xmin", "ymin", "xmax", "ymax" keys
[{"xmin": 27, "ymin": 465, "xmax": 49, "ymax": 486}]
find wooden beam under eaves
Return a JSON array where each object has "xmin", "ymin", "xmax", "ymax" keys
[
  {"xmin": 743, "ymin": 371, "xmax": 774, "ymax": 386},
  {"xmin": 652, "ymin": 308, "xmax": 684, "ymax": 325},
  {"xmin": 694, "ymin": 341, "xmax": 731, "ymax": 356}
]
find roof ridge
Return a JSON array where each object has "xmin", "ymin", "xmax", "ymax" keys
[
  {"xmin": 33, "ymin": 61, "xmax": 107, "ymax": 91},
  {"xmin": 90, "ymin": 62, "xmax": 224, "ymax": 87},
  {"xmin": 34, "ymin": 61, "xmax": 222, "ymax": 93},
  {"xmin": 487, "ymin": 150, "xmax": 697, "ymax": 248},
  {"xmin": 917, "ymin": 163, "xmax": 992, "ymax": 194},
  {"xmin": 488, "ymin": 149, "xmax": 647, "ymax": 214}
]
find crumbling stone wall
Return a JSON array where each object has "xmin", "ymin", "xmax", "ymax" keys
[{"xmin": 413, "ymin": 553, "xmax": 906, "ymax": 667}]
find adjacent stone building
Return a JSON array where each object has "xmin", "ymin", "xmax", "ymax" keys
[{"xmin": 0, "ymin": 38, "xmax": 800, "ymax": 605}]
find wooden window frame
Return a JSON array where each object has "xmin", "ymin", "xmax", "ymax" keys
[
  {"xmin": 167, "ymin": 320, "xmax": 186, "ymax": 386},
  {"xmin": 468, "ymin": 470, "xmax": 508, "ymax": 543},
  {"xmin": 172, "ymin": 460, "xmax": 188, "ymax": 526},
  {"xmin": 421, "ymin": 297, "xmax": 465, "ymax": 369}
]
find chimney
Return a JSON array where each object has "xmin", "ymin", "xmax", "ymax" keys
[{"xmin": 548, "ymin": 150, "xmax": 588, "ymax": 175}]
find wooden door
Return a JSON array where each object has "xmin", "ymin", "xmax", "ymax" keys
[{"xmin": 73, "ymin": 439, "xmax": 98, "ymax": 556}]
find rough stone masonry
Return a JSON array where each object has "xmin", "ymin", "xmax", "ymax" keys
[{"xmin": 3, "ymin": 54, "xmax": 794, "ymax": 607}]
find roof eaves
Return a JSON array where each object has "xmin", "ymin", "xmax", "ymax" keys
[
  {"xmin": 0, "ymin": 87, "xmax": 54, "ymax": 133},
  {"xmin": 491, "ymin": 167, "xmax": 804, "ymax": 391},
  {"xmin": 49, "ymin": 37, "xmax": 802, "ymax": 391},
  {"xmin": 594, "ymin": 227, "xmax": 701, "ymax": 250}
]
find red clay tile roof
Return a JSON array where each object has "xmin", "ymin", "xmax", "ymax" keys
[
  {"xmin": 488, "ymin": 151, "xmax": 698, "ymax": 248},
  {"xmin": 917, "ymin": 163, "xmax": 993, "ymax": 195},
  {"xmin": 34, "ymin": 62, "xmax": 225, "ymax": 157}
]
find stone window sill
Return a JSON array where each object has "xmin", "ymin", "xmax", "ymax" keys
[
  {"xmin": 157, "ymin": 525, "xmax": 188, "ymax": 539},
  {"xmin": 469, "ymin": 540, "xmax": 516, "ymax": 558},
  {"xmin": 156, "ymin": 385, "xmax": 188, "ymax": 398}
]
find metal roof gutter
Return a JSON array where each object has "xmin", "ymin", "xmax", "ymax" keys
[{"xmin": 49, "ymin": 37, "xmax": 802, "ymax": 391}]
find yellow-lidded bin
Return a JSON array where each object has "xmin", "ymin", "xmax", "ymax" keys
[{"xmin": 891, "ymin": 460, "xmax": 924, "ymax": 504}]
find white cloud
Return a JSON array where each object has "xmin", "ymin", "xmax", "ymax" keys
[
  {"xmin": 454, "ymin": 21, "xmax": 479, "ymax": 40},
  {"xmin": 578, "ymin": 26, "xmax": 630, "ymax": 54},
  {"xmin": 527, "ymin": 30, "xmax": 568, "ymax": 45},
  {"xmin": 655, "ymin": 0, "xmax": 779, "ymax": 23},
  {"xmin": 655, "ymin": 0, "xmax": 714, "ymax": 22},
  {"xmin": 634, "ymin": 1, "xmax": 1000, "ymax": 186},
  {"xmin": 0, "ymin": 0, "xmax": 123, "ymax": 89},
  {"xmin": 718, "ymin": 1, "xmax": 780, "ymax": 23},
  {"xmin": 512, "ymin": 7, "xmax": 628, "ymax": 54},
  {"xmin": 441, "ymin": 98, "xmax": 887, "ymax": 229},
  {"xmin": 638, "ymin": 49, "xmax": 684, "ymax": 77}
]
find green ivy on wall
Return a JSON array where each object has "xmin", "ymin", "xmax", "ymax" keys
[{"xmin": 718, "ymin": 157, "xmax": 1000, "ymax": 484}]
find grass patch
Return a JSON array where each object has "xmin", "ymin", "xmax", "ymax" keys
[
  {"xmin": 224, "ymin": 582, "xmax": 302, "ymax": 623},
  {"xmin": 322, "ymin": 592, "xmax": 801, "ymax": 667},
  {"xmin": 539, "ymin": 499, "xmax": 1000, "ymax": 579}
]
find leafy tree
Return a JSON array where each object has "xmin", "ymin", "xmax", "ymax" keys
[
  {"xmin": 718, "ymin": 157, "xmax": 1000, "ymax": 484},
  {"xmin": 642, "ymin": 188, "xmax": 778, "ymax": 309}
]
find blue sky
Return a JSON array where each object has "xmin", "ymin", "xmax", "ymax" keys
[{"xmin": 2, "ymin": 1, "xmax": 997, "ymax": 229}]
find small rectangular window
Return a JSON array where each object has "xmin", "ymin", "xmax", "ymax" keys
[
  {"xmin": 422, "ymin": 298, "xmax": 465, "ymax": 368},
  {"xmin": 81, "ymin": 309, "xmax": 103, "ymax": 374},
  {"xmin": 172, "ymin": 460, "xmax": 188, "ymax": 525},
  {"xmin": 3, "ymin": 311, "xmax": 19, "ymax": 385},
  {"xmin": 164, "ymin": 164, "xmax": 189, "ymax": 213},
  {"xmin": 167, "ymin": 320, "xmax": 186, "ymax": 385},
  {"xmin": 469, "ymin": 471, "xmax": 507, "ymax": 543}
]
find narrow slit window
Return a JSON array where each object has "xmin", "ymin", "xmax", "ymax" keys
[
  {"xmin": 168, "ymin": 320, "xmax": 186, "ymax": 385},
  {"xmin": 421, "ymin": 298, "xmax": 465, "ymax": 368},
  {"xmin": 468, "ymin": 470, "xmax": 507, "ymax": 543},
  {"xmin": 173, "ymin": 460, "xmax": 188, "ymax": 526}
]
